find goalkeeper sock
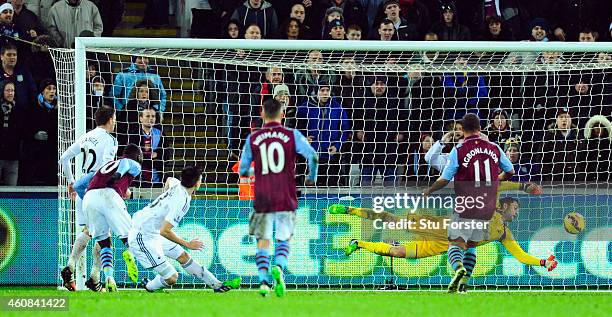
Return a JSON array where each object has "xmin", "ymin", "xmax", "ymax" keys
[
  {"xmin": 67, "ymin": 231, "xmax": 90, "ymax": 271},
  {"xmin": 448, "ymin": 245, "xmax": 465, "ymax": 271},
  {"xmin": 90, "ymin": 243, "xmax": 102, "ymax": 283},
  {"xmin": 463, "ymin": 248, "xmax": 477, "ymax": 278},
  {"xmin": 181, "ymin": 257, "xmax": 221, "ymax": 287},
  {"xmin": 100, "ymin": 247, "xmax": 114, "ymax": 279},
  {"xmin": 255, "ymin": 248, "xmax": 270, "ymax": 284},
  {"xmin": 274, "ymin": 240, "xmax": 290, "ymax": 271},
  {"xmin": 348, "ymin": 207, "xmax": 369, "ymax": 218},
  {"xmin": 146, "ymin": 275, "xmax": 169, "ymax": 291},
  {"xmin": 357, "ymin": 241, "xmax": 392, "ymax": 256}
]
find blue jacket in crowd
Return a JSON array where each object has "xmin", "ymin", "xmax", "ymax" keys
[
  {"xmin": 111, "ymin": 63, "xmax": 167, "ymax": 112},
  {"xmin": 297, "ymin": 97, "xmax": 349, "ymax": 160}
]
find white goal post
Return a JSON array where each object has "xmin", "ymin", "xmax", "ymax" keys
[{"xmin": 53, "ymin": 38, "xmax": 612, "ymax": 290}]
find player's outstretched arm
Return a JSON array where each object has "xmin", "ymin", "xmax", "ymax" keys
[
  {"xmin": 424, "ymin": 148, "xmax": 457, "ymax": 195},
  {"xmin": 160, "ymin": 221, "xmax": 203, "ymax": 251},
  {"xmin": 294, "ymin": 130, "xmax": 318, "ymax": 184},
  {"xmin": 501, "ymin": 234, "xmax": 557, "ymax": 271}
]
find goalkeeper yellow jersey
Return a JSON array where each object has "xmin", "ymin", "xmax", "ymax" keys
[{"xmin": 402, "ymin": 181, "xmax": 541, "ymax": 265}]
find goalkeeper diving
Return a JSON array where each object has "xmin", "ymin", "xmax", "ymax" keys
[{"xmin": 330, "ymin": 184, "xmax": 558, "ymax": 293}]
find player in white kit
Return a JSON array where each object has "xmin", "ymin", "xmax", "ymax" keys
[
  {"xmin": 129, "ymin": 166, "xmax": 241, "ymax": 292},
  {"xmin": 58, "ymin": 106, "xmax": 137, "ymax": 291}
]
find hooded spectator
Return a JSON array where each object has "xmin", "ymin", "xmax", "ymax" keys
[
  {"xmin": 429, "ymin": 1, "xmax": 470, "ymax": 41},
  {"xmin": 230, "ymin": 0, "xmax": 278, "ymax": 39},
  {"xmin": 111, "ymin": 55, "xmax": 167, "ymax": 113},
  {"xmin": 578, "ymin": 115, "xmax": 611, "ymax": 182}
]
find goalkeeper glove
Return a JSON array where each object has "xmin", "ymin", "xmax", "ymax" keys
[
  {"xmin": 540, "ymin": 255, "xmax": 558, "ymax": 272},
  {"xmin": 521, "ymin": 182, "xmax": 542, "ymax": 195}
]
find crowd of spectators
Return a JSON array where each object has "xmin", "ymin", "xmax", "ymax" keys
[{"xmin": 0, "ymin": 0, "xmax": 610, "ymax": 187}]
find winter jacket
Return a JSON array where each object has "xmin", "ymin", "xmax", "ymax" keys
[
  {"xmin": 230, "ymin": 1, "xmax": 278, "ymax": 39},
  {"xmin": 47, "ymin": 0, "xmax": 103, "ymax": 48},
  {"xmin": 294, "ymin": 69, "xmax": 336, "ymax": 104},
  {"xmin": 394, "ymin": 18, "xmax": 420, "ymax": 41},
  {"xmin": 25, "ymin": 0, "xmax": 57, "ymax": 30},
  {"xmin": 297, "ymin": 97, "xmax": 349, "ymax": 160},
  {"xmin": 509, "ymin": 160, "xmax": 540, "ymax": 183},
  {"xmin": 540, "ymin": 123, "xmax": 582, "ymax": 181},
  {"xmin": 13, "ymin": 5, "xmax": 45, "ymax": 38},
  {"xmin": 578, "ymin": 115, "xmax": 612, "ymax": 182},
  {"xmin": 111, "ymin": 63, "xmax": 167, "ymax": 112},
  {"xmin": 0, "ymin": 83, "xmax": 25, "ymax": 161},
  {"xmin": 442, "ymin": 72, "xmax": 488, "ymax": 120}
]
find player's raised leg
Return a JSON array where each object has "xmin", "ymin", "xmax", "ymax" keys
[{"xmin": 163, "ymin": 239, "xmax": 241, "ymax": 292}]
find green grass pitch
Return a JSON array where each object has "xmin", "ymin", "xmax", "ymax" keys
[{"xmin": 0, "ymin": 288, "xmax": 610, "ymax": 317}]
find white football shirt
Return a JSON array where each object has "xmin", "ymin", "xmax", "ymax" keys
[
  {"xmin": 132, "ymin": 177, "xmax": 192, "ymax": 235},
  {"xmin": 59, "ymin": 127, "xmax": 118, "ymax": 183}
]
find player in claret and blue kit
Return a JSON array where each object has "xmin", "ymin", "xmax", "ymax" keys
[
  {"xmin": 239, "ymin": 99, "xmax": 318, "ymax": 297},
  {"xmin": 424, "ymin": 113, "xmax": 515, "ymax": 293},
  {"xmin": 58, "ymin": 106, "xmax": 137, "ymax": 291},
  {"xmin": 82, "ymin": 144, "xmax": 143, "ymax": 292}
]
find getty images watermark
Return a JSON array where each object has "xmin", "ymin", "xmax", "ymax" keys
[{"xmin": 371, "ymin": 193, "xmax": 489, "ymax": 230}]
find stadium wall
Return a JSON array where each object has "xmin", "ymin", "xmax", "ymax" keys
[{"xmin": 0, "ymin": 191, "xmax": 610, "ymax": 288}]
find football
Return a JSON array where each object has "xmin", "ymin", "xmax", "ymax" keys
[{"xmin": 563, "ymin": 212, "xmax": 586, "ymax": 234}]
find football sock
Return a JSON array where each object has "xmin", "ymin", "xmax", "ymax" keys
[
  {"xmin": 448, "ymin": 245, "xmax": 465, "ymax": 271},
  {"xmin": 255, "ymin": 248, "xmax": 270, "ymax": 284},
  {"xmin": 90, "ymin": 243, "xmax": 102, "ymax": 283},
  {"xmin": 274, "ymin": 240, "xmax": 290, "ymax": 271},
  {"xmin": 182, "ymin": 257, "xmax": 221, "ymax": 287},
  {"xmin": 67, "ymin": 231, "xmax": 90, "ymax": 271},
  {"xmin": 146, "ymin": 275, "xmax": 169, "ymax": 291},
  {"xmin": 357, "ymin": 241, "xmax": 392, "ymax": 256},
  {"xmin": 463, "ymin": 248, "xmax": 477, "ymax": 278},
  {"xmin": 100, "ymin": 247, "xmax": 114, "ymax": 279}
]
